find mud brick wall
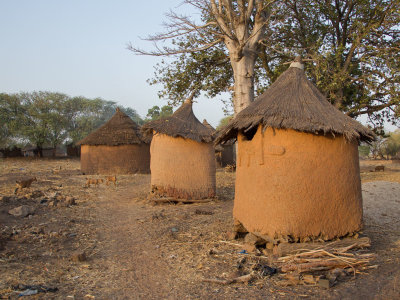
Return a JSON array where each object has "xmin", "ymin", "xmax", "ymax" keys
[
  {"xmin": 150, "ymin": 133, "xmax": 216, "ymax": 199},
  {"xmin": 234, "ymin": 125, "xmax": 362, "ymax": 240},
  {"xmin": 80, "ymin": 144, "xmax": 150, "ymax": 175}
]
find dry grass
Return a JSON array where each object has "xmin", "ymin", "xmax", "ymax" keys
[
  {"xmin": 0, "ymin": 158, "xmax": 399, "ymax": 299},
  {"xmin": 360, "ymin": 159, "xmax": 400, "ymax": 183}
]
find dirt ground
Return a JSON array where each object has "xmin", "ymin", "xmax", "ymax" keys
[{"xmin": 0, "ymin": 158, "xmax": 400, "ymax": 299}]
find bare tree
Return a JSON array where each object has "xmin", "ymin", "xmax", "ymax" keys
[{"xmin": 128, "ymin": 0, "xmax": 274, "ymax": 114}]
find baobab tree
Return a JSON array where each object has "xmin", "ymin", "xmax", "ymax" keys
[{"xmin": 129, "ymin": 0, "xmax": 275, "ymax": 115}]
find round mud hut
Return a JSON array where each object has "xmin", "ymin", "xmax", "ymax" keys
[
  {"xmin": 142, "ymin": 99, "xmax": 216, "ymax": 200},
  {"xmin": 77, "ymin": 108, "xmax": 150, "ymax": 175},
  {"xmin": 216, "ymin": 58, "xmax": 374, "ymax": 242}
]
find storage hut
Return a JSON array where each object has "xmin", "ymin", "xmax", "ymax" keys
[
  {"xmin": 77, "ymin": 108, "xmax": 150, "ymax": 175},
  {"xmin": 216, "ymin": 58, "xmax": 374, "ymax": 241},
  {"xmin": 142, "ymin": 98, "xmax": 216, "ymax": 200}
]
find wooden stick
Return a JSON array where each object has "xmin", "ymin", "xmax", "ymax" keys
[
  {"xmin": 202, "ymin": 272, "xmax": 255, "ymax": 285},
  {"xmin": 281, "ymin": 260, "xmax": 366, "ymax": 273},
  {"xmin": 218, "ymin": 240, "xmax": 244, "ymax": 247},
  {"xmin": 150, "ymin": 198, "xmax": 213, "ymax": 204}
]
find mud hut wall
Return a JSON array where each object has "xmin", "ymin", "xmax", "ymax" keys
[
  {"xmin": 217, "ymin": 145, "xmax": 235, "ymax": 167},
  {"xmin": 67, "ymin": 144, "xmax": 81, "ymax": 157},
  {"xmin": 80, "ymin": 144, "xmax": 150, "ymax": 175},
  {"xmin": 150, "ymin": 133, "xmax": 216, "ymax": 199},
  {"xmin": 234, "ymin": 125, "xmax": 362, "ymax": 240}
]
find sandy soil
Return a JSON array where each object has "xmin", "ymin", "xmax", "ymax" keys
[{"xmin": 0, "ymin": 158, "xmax": 399, "ymax": 299}]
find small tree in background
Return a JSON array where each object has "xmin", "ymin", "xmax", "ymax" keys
[
  {"xmin": 0, "ymin": 92, "xmax": 144, "ymax": 155},
  {"xmin": 145, "ymin": 105, "xmax": 173, "ymax": 122},
  {"xmin": 382, "ymin": 130, "xmax": 400, "ymax": 159},
  {"xmin": 216, "ymin": 115, "xmax": 233, "ymax": 130},
  {"xmin": 358, "ymin": 145, "xmax": 371, "ymax": 159}
]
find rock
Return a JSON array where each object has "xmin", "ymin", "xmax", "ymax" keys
[
  {"xmin": 30, "ymin": 227, "xmax": 44, "ymax": 234},
  {"xmin": 318, "ymin": 278, "xmax": 331, "ymax": 289},
  {"xmin": 30, "ymin": 190, "xmax": 44, "ymax": 198},
  {"xmin": 303, "ymin": 274, "xmax": 317, "ymax": 284},
  {"xmin": 244, "ymin": 233, "xmax": 265, "ymax": 246},
  {"xmin": 233, "ymin": 219, "xmax": 248, "ymax": 233},
  {"xmin": 8, "ymin": 205, "xmax": 35, "ymax": 217},
  {"xmin": 71, "ymin": 252, "xmax": 87, "ymax": 262},
  {"xmin": 208, "ymin": 248, "xmax": 220, "ymax": 255},
  {"xmin": 194, "ymin": 209, "xmax": 213, "ymax": 215},
  {"xmin": 255, "ymin": 264, "xmax": 277, "ymax": 276},
  {"xmin": 49, "ymin": 231, "xmax": 59, "ymax": 238},
  {"xmin": 65, "ymin": 196, "xmax": 76, "ymax": 206},
  {"xmin": 0, "ymin": 196, "xmax": 12, "ymax": 204},
  {"xmin": 243, "ymin": 243, "xmax": 256, "ymax": 253},
  {"xmin": 226, "ymin": 231, "xmax": 238, "ymax": 240}
]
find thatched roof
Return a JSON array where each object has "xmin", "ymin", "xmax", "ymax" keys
[
  {"xmin": 142, "ymin": 99, "xmax": 214, "ymax": 143},
  {"xmin": 216, "ymin": 60, "xmax": 374, "ymax": 144},
  {"xmin": 203, "ymin": 119, "xmax": 216, "ymax": 134},
  {"xmin": 77, "ymin": 108, "xmax": 148, "ymax": 146}
]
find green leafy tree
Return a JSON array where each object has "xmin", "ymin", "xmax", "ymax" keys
[
  {"xmin": 0, "ymin": 93, "xmax": 23, "ymax": 147},
  {"xmin": 144, "ymin": 0, "xmax": 400, "ymax": 127},
  {"xmin": 269, "ymin": 0, "xmax": 400, "ymax": 128},
  {"xmin": 145, "ymin": 105, "xmax": 173, "ymax": 122},
  {"xmin": 1, "ymin": 92, "xmax": 144, "ymax": 154},
  {"xmin": 358, "ymin": 145, "xmax": 371, "ymax": 158},
  {"xmin": 17, "ymin": 91, "xmax": 70, "ymax": 156},
  {"xmin": 382, "ymin": 130, "xmax": 400, "ymax": 159},
  {"xmin": 64, "ymin": 97, "xmax": 143, "ymax": 143},
  {"xmin": 121, "ymin": 107, "xmax": 144, "ymax": 125},
  {"xmin": 216, "ymin": 115, "xmax": 233, "ymax": 130}
]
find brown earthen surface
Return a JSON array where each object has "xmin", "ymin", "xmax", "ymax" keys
[
  {"xmin": 80, "ymin": 144, "xmax": 150, "ymax": 175},
  {"xmin": 234, "ymin": 126, "xmax": 362, "ymax": 240},
  {"xmin": 150, "ymin": 133, "xmax": 216, "ymax": 199}
]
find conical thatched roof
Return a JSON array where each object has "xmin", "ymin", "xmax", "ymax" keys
[
  {"xmin": 216, "ymin": 60, "xmax": 374, "ymax": 144},
  {"xmin": 77, "ymin": 108, "xmax": 148, "ymax": 146},
  {"xmin": 142, "ymin": 99, "xmax": 214, "ymax": 143}
]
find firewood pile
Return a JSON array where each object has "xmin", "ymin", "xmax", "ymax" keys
[{"xmin": 276, "ymin": 237, "xmax": 376, "ymax": 287}]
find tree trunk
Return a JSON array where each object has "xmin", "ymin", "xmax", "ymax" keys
[
  {"xmin": 37, "ymin": 145, "xmax": 43, "ymax": 157},
  {"xmin": 231, "ymin": 54, "xmax": 257, "ymax": 115}
]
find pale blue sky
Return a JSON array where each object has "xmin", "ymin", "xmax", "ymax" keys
[{"xmin": 0, "ymin": 0, "xmax": 226, "ymax": 126}]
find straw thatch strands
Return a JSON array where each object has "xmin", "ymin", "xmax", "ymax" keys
[
  {"xmin": 142, "ymin": 98, "xmax": 216, "ymax": 200},
  {"xmin": 77, "ymin": 108, "xmax": 150, "ymax": 175},
  {"xmin": 216, "ymin": 58, "xmax": 375, "ymax": 241}
]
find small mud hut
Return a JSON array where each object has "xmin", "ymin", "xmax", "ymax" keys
[
  {"xmin": 142, "ymin": 99, "xmax": 216, "ymax": 200},
  {"xmin": 216, "ymin": 58, "xmax": 374, "ymax": 241},
  {"xmin": 77, "ymin": 108, "xmax": 150, "ymax": 175},
  {"xmin": 203, "ymin": 119, "xmax": 235, "ymax": 168}
]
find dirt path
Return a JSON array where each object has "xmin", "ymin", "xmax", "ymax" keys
[
  {"xmin": 89, "ymin": 176, "xmax": 177, "ymax": 298},
  {"xmin": 76, "ymin": 179, "xmax": 400, "ymax": 299}
]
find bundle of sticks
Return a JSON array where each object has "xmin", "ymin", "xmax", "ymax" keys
[{"xmin": 278, "ymin": 237, "xmax": 374, "ymax": 274}]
